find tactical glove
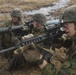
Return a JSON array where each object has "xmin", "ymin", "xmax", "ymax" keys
[{"xmin": 22, "ymin": 34, "xmax": 34, "ymax": 41}]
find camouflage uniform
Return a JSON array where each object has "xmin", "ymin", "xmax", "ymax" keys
[
  {"xmin": 0, "ymin": 8, "xmax": 25, "ymax": 58},
  {"xmin": 30, "ymin": 13, "xmax": 52, "ymax": 61},
  {"xmin": 7, "ymin": 13, "xmax": 50, "ymax": 73},
  {"xmin": 40, "ymin": 5, "xmax": 76, "ymax": 75}
]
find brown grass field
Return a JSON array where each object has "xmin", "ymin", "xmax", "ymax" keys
[
  {"xmin": 0, "ymin": 0, "xmax": 76, "ymax": 25},
  {"xmin": 0, "ymin": 0, "xmax": 76, "ymax": 75},
  {"xmin": 0, "ymin": 0, "xmax": 56, "ymax": 13},
  {"xmin": 0, "ymin": 0, "xmax": 56, "ymax": 26}
]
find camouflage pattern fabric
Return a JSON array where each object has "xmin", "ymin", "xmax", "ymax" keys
[
  {"xmin": 41, "ymin": 38, "xmax": 76, "ymax": 75},
  {"xmin": 41, "ymin": 63, "xmax": 57, "ymax": 75},
  {"xmin": 41, "ymin": 58, "xmax": 76, "ymax": 75},
  {"xmin": 59, "ymin": 58, "xmax": 76, "ymax": 75},
  {"xmin": 0, "ymin": 20, "xmax": 25, "ymax": 58}
]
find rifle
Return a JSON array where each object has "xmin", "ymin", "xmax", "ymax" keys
[
  {"xmin": 0, "ymin": 23, "xmax": 64, "ymax": 53},
  {"xmin": 0, "ymin": 19, "xmax": 60, "ymax": 34},
  {"xmin": 0, "ymin": 25, "xmax": 29, "ymax": 39},
  {"xmin": 0, "ymin": 25, "xmax": 23, "ymax": 33}
]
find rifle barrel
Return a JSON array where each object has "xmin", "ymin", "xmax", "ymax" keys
[
  {"xmin": 0, "ymin": 25, "xmax": 23, "ymax": 33},
  {"xmin": 0, "ymin": 46, "xmax": 19, "ymax": 53}
]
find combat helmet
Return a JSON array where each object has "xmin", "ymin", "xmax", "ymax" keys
[
  {"xmin": 61, "ymin": 5, "xmax": 76, "ymax": 23},
  {"xmin": 10, "ymin": 8, "xmax": 23, "ymax": 20},
  {"xmin": 32, "ymin": 13, "xmax": 47, "ymax": 25}
]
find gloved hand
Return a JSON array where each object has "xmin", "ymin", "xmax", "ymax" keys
[
  {"xmin": 36, "ymin": 44, "xmax": 52, "ymax": 63},
  {"xmin": 37, "ymin": 51, "xmax": 52, "ymax": 65},
  {"xmin": 43, "ymin": 51, "xmax": 52, "ymax": 63},
  {"xmin": 14, "ymin": 45, "xmax": 30, "ymax": 54},
  {"xmin": 23, "ymin": 25, "xmax": 29, "ymax": 31},
  {"xmin": 21, "ymin": 34, "xmax": 34, "ymax": 41}
]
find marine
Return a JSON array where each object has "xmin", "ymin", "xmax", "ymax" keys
[
  {"xmin": 0, "ymin": 8, "xmax": 25, "ymax": 58},
  {"xmin": 37, "ymin": 5, "xmax": 76, "ymax": 75},
  {"xmin": 6, "ymin": 13, "xmax": 51, "ymax": 74}
]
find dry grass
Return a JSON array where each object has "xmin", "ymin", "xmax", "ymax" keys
[
  {"xmin": 0, "ymin": 0, "xmax": 56, "ymax": 13},
  {"xmin": 0, "ymin": 0, "xmax": 57, "ymax": 26},
  {"xmin": 0, "ymin": 0, "xmax": 75, "ymax": 26}
]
